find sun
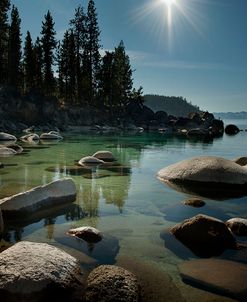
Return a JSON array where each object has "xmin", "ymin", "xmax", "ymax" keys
[{"xmin": 161, "ymin": 0, "xmax": 176, "ymax": 7}]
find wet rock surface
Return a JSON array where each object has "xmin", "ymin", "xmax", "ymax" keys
[
  {"xmin": 226, "ymin": 218, "xmax": 247, "ymax": 236},
  {"xmin": 67, "ymin": 226, "xmax": 103, "ymax": 243}
]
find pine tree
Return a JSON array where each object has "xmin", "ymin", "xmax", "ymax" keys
[
  {"xmin": 112, "ymin": 40, "xmax": 133, "ymax": 110},
  {"xmin": 70, "ymin": 6, "xmax": 86, "ymax": 102},
  {"xmin": 40, "ymin": 10, "xmax": 56, "ymax": 96},
  {"xmin": 58, "ymin": 30, "xmax": 76, "ymax": 104},
  {"xmin": 0, "ymin": 0, "xmax": 10, "ymax": 84},
  {"xmin": 23, "ymin": 31, "xmax": 35, "ymax": 93},
  {"xmin": 84, "ymin": 0, "xmax": 101, "ymax": 105},
  {"xmin": 33, "ymin": 37, "xmax": 43, "ymax": 91}
]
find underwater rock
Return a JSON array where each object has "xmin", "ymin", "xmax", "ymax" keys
[
  {"xmin": 67, "ymin": 226, "xmax": 103, "ymax": 243},
  {"xmin": 85, "ymin": 265, "xmax": 139, "ymax": 302},
  {"xmin": 0, "ymin": 241, "xmax": 84, "ymax": 301},
  {"xmin": 182, "ymin": 197, "xmax": 205, "ymax": 208},
  {"xmin": 170, "ymin": 214, "xmax": 236, "ymax": 257},
  {"xmin": 179, "ymin": 259, "xmax": 247, "ymax": 301}
]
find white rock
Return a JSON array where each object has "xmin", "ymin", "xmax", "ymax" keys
[
  {"xmin": 78, "ymin": 156, "xmax": 104, "ymax": 166},
  {"xmin": 0, "ymin": 178, "xmax": 76, "ymax": 217},
  {"xmin": 67, "ymin": 226, "xmax": 103, "ymax": 243}
]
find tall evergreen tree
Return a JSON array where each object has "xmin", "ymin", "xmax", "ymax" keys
[
  {"xmin": 69, "ymin": 6, "xmax": 86, "ymax": 102},
  {"xmin": 0, "ymin": 0, "xmax": 10, "ymax": 84},
  {"xmin": 23, "ymin": 31, "xmax": 35, "ymax": 93},
  {"xmin": 33, "ymin": 37, "xmax": 43, "ymax": 91},
  {"xmin": 84, "ymin": 0, "xmax": 101, "ymax": 105},
  {"xmin": 40, "ymin": 10, "xmax": 56, "ymax": 96},
  {"xmin": 8, "ymin": 5, "xmax": 22, "ymax": 88},
  {"xmin": 58, "ymin": 30, "xmax": 76, "ymax": 104},
  {"xmin": 112, "ymin": 40, "xmax": 133, "ymax": 109}
]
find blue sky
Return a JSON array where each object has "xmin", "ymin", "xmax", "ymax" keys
[{"xmin": 11, "ymin": 0, "xmax": 247, "ymax": 112}]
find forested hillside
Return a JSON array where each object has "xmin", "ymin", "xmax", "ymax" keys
[{"xmin": 144, "ymin": 94, "xmax": 200, "ymax": 117}]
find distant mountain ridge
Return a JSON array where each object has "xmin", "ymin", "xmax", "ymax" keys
[
  {"xmin": 213, "ymin": 112, "xmax": 247, "ymax": 119},
  {"xmin": 144, "ymin": 94, "xmax": 200, "ymax": 117}
]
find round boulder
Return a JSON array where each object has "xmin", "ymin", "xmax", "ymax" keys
[
  {"xmin": 157, "ymin": 156, "xmax": 247, "ymax": 189},
  {"xmin": 92, "ymin": 150, "xmax": 115, "ymax": 162},
  {"xmin": 0, "ymin": 147, "xmax": 17, "ymax": 156},
  {"xmin": 40, "ymin": 132, "xmax": 63, "ymax": 140},
  {"xmin": 183, "ymin": 197, "xmax": 205, "ymax": 208},
  {"xmin": 170, "ymin": 214, "xmax": 236, "ymax": 257},
  {"xmin": 6, "ymin": 144, "xmax": 23, "ymax": 154},
  {"xmin": 20, "ymin": 133, "xmax": 39, "ymax": 142},
  {"xmin": 85, "ymin": 265, "xmax": 139, "ymax": 302},
  {"xmin": 78, "ymin": 156, "xmax": 104, "ymax": 166},
  {"xmin": 67, "ymin": 226, "xmax": 103, "ymax": 243},
  {"xmin": 0, "ymin": 241, "xmax": 84, "ymax": 301},
  {"xmin": 226, "ymin": 218, "xmax": 247, "ymax": 236},
  {"xmin": 225, "ymin": 124, "xmax": 240, "ymax": 135},
  {"xmin": 0, "ymin": 132, "xmax": 17, "ymax": 141}
]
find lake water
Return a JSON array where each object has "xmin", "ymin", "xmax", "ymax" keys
[{"xmin": 0, "ymin": 120, "xmax": 247, "ymax": 301}]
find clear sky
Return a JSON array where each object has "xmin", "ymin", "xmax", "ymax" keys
[{"xmin": 10, "ymin": 0, "xmax": 247, "ymax": 112}]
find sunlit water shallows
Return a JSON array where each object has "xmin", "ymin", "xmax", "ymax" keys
[{"xmin": 1, "ymin": 119, "xmax": 247, "ymax": 301}]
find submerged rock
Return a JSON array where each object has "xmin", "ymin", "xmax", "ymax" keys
[
  {"xmin": 67, "ymin": 226, "xmax": 103, "ymax": 243},
  {"xmin": 0, "ymin": 241, "xmax": 84, "ymax": 301},
  {"xmin": 0, "ymin": 178, "xmax": 76, "ymax": 218},
  {"xmin": 85, "ymin": 265, "xmax": 139, "ymax": 302},
  {"xmin": 0, "ymin": 132, "xmax": 17, "ymax": 141},
  {"xmin": 182, "ymin": 197, "xmax": 205, "ymax": 208},
  {"xmin": 179, "ymin": 259, "xmax": 247, "ymax": 301},
  {"xmin": 170, "ymin": 214, "xmax": 236, "ymax": 257},
  {"xmin": 226, "ymin": 218, "xmax": 247, "ymax": 236}
]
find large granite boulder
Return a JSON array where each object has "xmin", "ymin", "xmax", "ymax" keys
[
  {"xmin": 170, "ymin": 214, "xmax": 236, "ymax": 257},
  {"xmin": 0, "ymin": 178, "xmax": 76, "ymax": 218},
  {"xmin": 67, "ymin": 226, "xmax": 103, "ymax": 243},
  {"xmin": 157, "ymin": 156, "xmax": 247, "ymax": 198},
  {"xmin": 0, "ymin": 241, "xmax": 84, "ymax": 301},
  {"xmin": 179, "ymin": 259, "xmax": 247, "ymax": 301},
  {"xmin": 226, "ymin": 218, "xmax": 247, "ymax": 236},
  {"xmin": 0, "ymin": 132, "xmax": 17, "ymax": 141},
  {"xmin": 85, "ymin": 265, "xmax": 139, "ymax": 302}
]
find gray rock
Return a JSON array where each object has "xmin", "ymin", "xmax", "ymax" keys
[
  {"xmin": 85, "ymin": 265, "xmax": 139, "ymax": 302},
  {"xmin": 78, "ymin": 156, "xmax": 104, "ymax": 166},
  {"xmin": 226, "ymin": 218, "xmax": 247, "ymax": 236},
  {"xmin": 0, "ymin": 178, "xmax": 76, "ymax": 218},
  {"xmin": 170, "ymin": 214, "xmax": 236, "ymax": 257},
  {"xmin": 0, "ymin": 147, "xmax": 17, "ymax": 156},
  {"xmin": 0, "ymin": 132, "xmax": 17, "ymax": 141},
  {"xmin": 157, "ymin": 156, "xmax": 247, "ymax": 185},
  {"xmin": 92, "ymin": 150, "xmax": 115, "ymax": 162},
  {"xmin": 67, "ymin": 226, "xmax": 103, "ymax": 243},
  {"xmin": 40, "ymin": 132, "xmax": 63, "ymax": 140},
  {"xmin": 179, "ymin": 259, "xmax": 247, "ymax": 301},
  {"xmin": 0, "ymin": 241, "xmax": 84, "ymax": 301}
]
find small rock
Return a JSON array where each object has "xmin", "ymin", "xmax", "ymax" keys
[
  {"xmin": 40, "ymin": 132, "xmax": 63, "ymax": 140},
  {"xmin": 92, "ymin": 150, "xmax": 115, "ymax": 162},
  {"xmin": 234, "ymin": 157, "xmax": 247, "ymax": 166},
  {"xmin": 85, "ymin": 265, "xmax": 139, "ymax": 302},
  {"xmin": 0, "ymin": 132, "xmax": 17, "ymax": 141},
  {"xmin": 226, "ymin": 218, "xmax": 247, "ymax": 236},
  {"xmin": 183, "ymin": 197, "xmax": 205, "ymax": 207},
  {"xmin": 67, "ymin": 226, "xmax": 103, "ymax": 243},
  {"xmin": 170, "ymin": 214, "xmax": 236, "ymax": 257},
  {"xmin": 225, "ymin": 124, "xmax": 240, "ymax": 135},
  {"xmin": 78, "ymin": 156, "xmax": 104, "ymax": 166}
]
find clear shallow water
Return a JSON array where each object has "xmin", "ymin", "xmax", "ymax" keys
[{"xmin": 1, "ymin": 127, "xmax": 247, "ymax": 301}]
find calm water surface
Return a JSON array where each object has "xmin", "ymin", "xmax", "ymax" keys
[{"xmin": 0, "ymin": 120, "xmax": 247, "ymax": 301}]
